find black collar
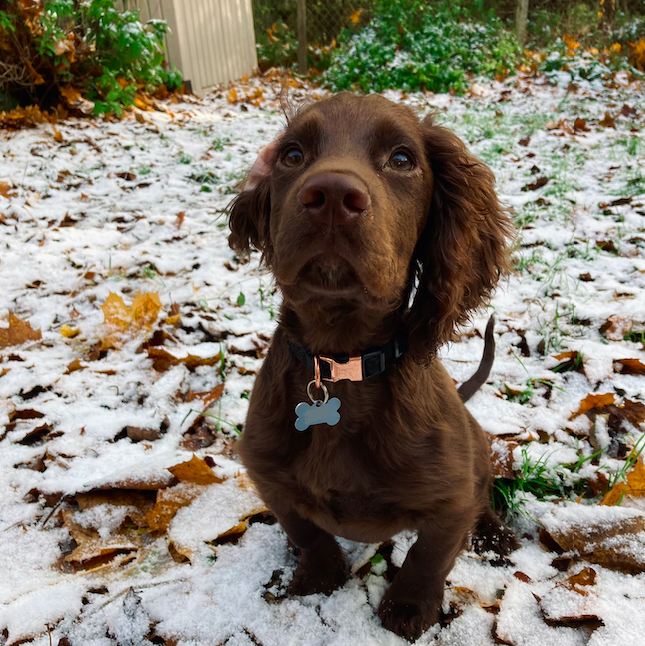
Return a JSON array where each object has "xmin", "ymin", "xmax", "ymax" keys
[{"xmin": 288, "ymin": 332, "xmax": 407, "ymax": 383}]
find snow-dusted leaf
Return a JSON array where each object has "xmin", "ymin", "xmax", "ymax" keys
[
  {"xmin": 147, "ymin": 345, "xmax": 221, "ymax": 371},
  {"xmin": 100, "ymin": 291, "xmax": 162, "ymax": 349},
  {"xmin": 0, "ymin": 312, "xmax": 42, "ymax": 349},
  {"xmin": 601, "ymin": 315, "xmax": 632, "ymax": 341},
  {"xmin": 571, "ymin": 393, "xmax": 615, "ymax": 418},
  {"xmin": 537, "ymin": 503, "xmax": 645, "ymax": 573},
  {"xmin": 539, "ymin": 567, "xmax": 603, "ymax": 629}
]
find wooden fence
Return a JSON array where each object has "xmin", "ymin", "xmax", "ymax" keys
[{"xmin": 121, "ymin": 0, "xmax": 258, "ymax": 95}]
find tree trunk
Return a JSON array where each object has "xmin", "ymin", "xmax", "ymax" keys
[
  {"xmin": 297, "ymin": 0, "xmax": 307, "ymax": 76},
  {"xmin": 516, "ymin": 0, "xmax": 529, "ymax": 48}
]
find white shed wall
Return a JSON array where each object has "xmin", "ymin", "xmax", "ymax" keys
[{"xmin": 122, "ymin": 0, "xmax": 258, "ymax": 95}]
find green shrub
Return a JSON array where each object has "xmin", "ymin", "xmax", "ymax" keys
[
  {"xmin": 0, "ymin": 0, "xmax": 182, "ymax": 116},
  {"xmin": 322, "ymin": 0, "xmax": 520, "ymax": 94}
]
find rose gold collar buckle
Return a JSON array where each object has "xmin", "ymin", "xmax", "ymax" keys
[{"xmin": 319, "ymin": 355, "xmax": 363, "ymax": 382}]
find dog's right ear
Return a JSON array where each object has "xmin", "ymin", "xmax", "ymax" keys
[{"xmin": 227, "ymin": 175, "xmax": 272, "ymax": 256}]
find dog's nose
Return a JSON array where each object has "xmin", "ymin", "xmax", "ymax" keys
[{"xmin": 297, "ymin": 173, "xmax": 371, "ymax": 227}]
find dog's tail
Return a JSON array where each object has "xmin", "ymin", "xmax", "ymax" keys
[{"xmin": 457, "ymin": 316, "xmax": 496, "ymax": 403}]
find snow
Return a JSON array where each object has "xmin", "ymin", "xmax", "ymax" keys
[{"xmin": 1, "ymin": 71, "xmax": 645, "ymax": 644}]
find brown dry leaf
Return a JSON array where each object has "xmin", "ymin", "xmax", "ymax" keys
[
  {"xmin": 490, "ymin": 438, "xmax": 518, "ymax": 479},
  {"xmin": 175, "ymin": 211, "xmax": 185, "ymax": 229},
  {"xmin": 521, "ymin": 176, "xmax": 549, "ymax": 192},
  {"xmin": 601, "ymin": 314, "xmax": 632, "ymax": 341},
  {"xmin": 147, "ymin": 346, "xmax": 220, "ymax": 371},
  {"xmin": 599, "ymin": 112, "xmax": 616, "ymax": 128},
  {"xmin": 100, "ymin": 292, "xmax": 162, "ymax": 349},
  {"xmin": 572, "ymin": 392, "xmax": 616, "ymax": 418},
  {"xmin": 227, "ymin": 87, "xmax": 238, "ymax": 103},
  {"xmin": 62, "ymin": 509, "xmax": 141, "ymax": 569},
  {"xmin": 542, "ymin": 511, "xmax": 645, "ymax": 573},
  {"xmin": 0, "ymin": 181, "xmax": 15, "ymax": 198},
  {"xmin": 573, "ymin": 117, "xmax": 589, "ymax": 132},
  {"xmin": 65, "ymin": 358, "xmax": 83, "ymax": 374},
  {"xmin": 602, "ymin": 459, "xmax": 645, "ymax": 506},
  {"xmin": 0, "ymin": 312, "xmax": 42, "ymax": 349},
  {"xmin": 539, "ymin": 566, "xmax": 603, "ymax": 629},
  {"xmin": 168, "ymin": 454, "xmax": 223, "ymax": 485},
  {"xmin": 52, "ymin": 125, "xmax": 63, "ymax": 143},
  {"xmin": 614, "ymin": 358, "xmax": 645, "ymax": 375},
  {"xmin": 186, "ymin": 383, "xmax": 225, "ymax": 409}
]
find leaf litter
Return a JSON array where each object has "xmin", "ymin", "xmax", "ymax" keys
[{"xmin": 0, "ymin": 68, "xmax": 645, "ymax": 645}]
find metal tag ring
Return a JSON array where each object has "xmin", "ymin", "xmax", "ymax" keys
[{"xmin": 307, "ymin": 379, "xmax": 330, "ymax": 405}]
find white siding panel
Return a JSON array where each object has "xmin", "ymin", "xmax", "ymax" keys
[{"xmin": 124, "ymin": 0, "xmax": 258, "ymax": 95}]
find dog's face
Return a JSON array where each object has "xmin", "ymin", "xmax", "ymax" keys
[
  {"xmin": 229, "ymin": 93, "xmax": 512, "ymax": 357},
  {"xmin": 264, "ymin": 94, "xmax": 432, "ymax": 307}
]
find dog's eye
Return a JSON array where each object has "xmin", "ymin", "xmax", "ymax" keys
[
  {"xmin": 388, "ymin": 150, "xmax": 414, "ymax": 171},
  {"xmin": 282, "ymin": 147, "xmax": 304, "ymax": 168}
]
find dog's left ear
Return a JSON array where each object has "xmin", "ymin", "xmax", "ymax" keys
[
  {"xmin": 407, "ymin": 114, "xmax": 514, "ymax": 360},
  {"xmin": 228, "ymin": 175, "xmax": 272, "ymax": 257}
]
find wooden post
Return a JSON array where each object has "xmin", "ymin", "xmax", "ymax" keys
[
  {"xmin": 516, "ymin": 0, "xmax": 529, "ymax": 48},
  {"xmin": 297, "ymin": 0, "xmax": 307, "ymax": 76}
]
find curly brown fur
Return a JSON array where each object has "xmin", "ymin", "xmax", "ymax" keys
[{"xmin": 228, "ymin": 93, "xmax": 518, "ymax": 642}]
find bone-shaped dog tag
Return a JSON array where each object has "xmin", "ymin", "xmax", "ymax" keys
[{"xmin": 294, "ymin": 398, "xmax": 341, "ymax": 431}]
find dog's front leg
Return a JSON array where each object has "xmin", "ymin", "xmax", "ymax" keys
[
  {"xmin": 268, "ymin": 498, "xmax": 347, "ymax": 596},
  {"xmin": 378, "ymin": 518, "xmax": 469, "ymax": 641}
]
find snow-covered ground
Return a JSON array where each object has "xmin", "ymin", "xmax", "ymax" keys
[{"xmin": 1, "ymin": 71, "xmax": 644, "ymax": 645}]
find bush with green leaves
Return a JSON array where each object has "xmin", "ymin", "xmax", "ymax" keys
[
  {"xmin": 322, "ymin": 0, "xmax": 520, "ymax": 94},
  {"xmin": 0, "ymin": 0, "xmax": 182, "ymax": 116}
]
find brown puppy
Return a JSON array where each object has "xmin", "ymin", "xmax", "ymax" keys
[{"xmin": 228, "ymin": 93, "xmax": 517, "ymax": 641}]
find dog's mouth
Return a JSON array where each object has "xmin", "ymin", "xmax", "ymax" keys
[{"xmin": 296, "ymin": 255, "xmax": 365, "ymax": 296}]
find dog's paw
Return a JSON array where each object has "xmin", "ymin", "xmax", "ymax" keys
[
  {"xmin": 288, "ymin": 556, "xmax": 347, "ymax": 596},
  {"xmin": 472, "ymin": 515, "xmax": 520, "ymax": 557},
  {"xmin": 378, "ymin": 595, "xmax": 439, "ymax": 642}
]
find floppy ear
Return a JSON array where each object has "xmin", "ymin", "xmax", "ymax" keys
[
  {"xmin": 406, "ymin": 115, "xmax": 514, "ymax": 360},
  {"xmin": 227, "ymin": 174, "xmax": 272, "ymax": 259}
]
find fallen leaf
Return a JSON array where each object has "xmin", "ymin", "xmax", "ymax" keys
[
  {"xmin": 621, "ymin": 104, "xmax": 637, "ymax": 117},
  {"xmin": 613, "ymin": 358, "xmax": 645, "ymax": 375},
  {"xmin": 142, "ymin": 481, "xmax": 205, "ymax": 532},
  {"xmin": 168, "ymin": 455, "xmax": 223, "ymax": 485},
  {"xmin": 573, "ymin": 117, "xmax": 589, "ymax": 132},
  {"xmin": 572, "ymin": 392, "xmax": 615, "ymax": 418},
  {"xmin": 602, "ymin": 459, "xmax": 645, "ymax": 506},
  {"xmin": 599, "ymin": 112, "xmax": 616, "ymax": 128},
  {"xmin": 601, "ymin": 315, "xmax": 633, "ymax": 341},
  {"xmin": 539, "ymin": 504, "xmax": 645, "ymax": 573},
  {"xmin": 539, "ymin": 566, "xmax": 603, "ymax": 629},
  {"xmin": 100, "ymin": 292, "xmax": 162, "ymax": 349},
  {"xmin": 521, "ymin": 176, "xmax": 549, "ymax": 191},
  {"xmin": 0, "ymin": 312, "xmax": 42, "ymax": 349},
  {"xmin": 176, "ymin": 211, "xmax": 185, "ymax": 229},
  {"xmin": 147, "ymin": 346, "xmax": 220, "ymax": 371},
  {"xmin": 186, "ymin": 383, "xmax": 225, "ymax": 409},
  {"xmin": 60, "ymin": 324, "xmax": 79, "ymax": 338},
  {"xmin": 0, "ymin": 181, "xmax": 15, "ymax": 198}
]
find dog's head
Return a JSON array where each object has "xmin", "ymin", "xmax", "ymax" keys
[{"xmin": 229, "ymin": 93, "xmax": 512, "ymax": 358}]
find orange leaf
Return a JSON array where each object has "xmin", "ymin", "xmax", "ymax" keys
[
  {"xmin": 168, "ymin": 455, "xmax": 222, "ymax": 485},
  {"xmin": 572, "ymin": 393, "xmax": 615, "ymax": 418},
  {"xmin": 141, "ymin": 482, "xmax": 203, "ymax": 532},
  {"xmin": 602, "ymin": 459, "xmax": 645, "ymax": 506},
  {"xmin": 227, "ymin": 88, "xmax": 238, "ymax": 104},
  {"xmin": 186, "ymin": 383, "xmax": 225, "ymax": 409},
  {"xmin": 0, "ymin": 312, "xmax": 42, "ymax": 349},
  {"xmin": 147, "ymin": 346, "xmax": 220, "ymax": 371},
  {"xmin": 0, "ymin": 181, "xmax": 15, "ymax": 198},
  {"xmin": 100, "ymin": 292, "xmax": 162, "ymax": 349}
]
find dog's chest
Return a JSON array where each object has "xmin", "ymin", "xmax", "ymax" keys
[{"xmin": 289, "ymin": 430, "xmax": 414, "ymax": 540}]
